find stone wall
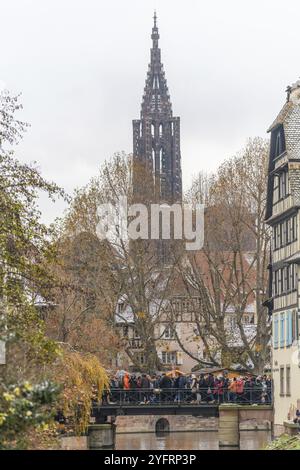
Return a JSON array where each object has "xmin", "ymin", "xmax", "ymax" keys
[
  {"xmin": 116, "ymin": 415, "xmax": 218, "ymax": 433},
  {"xmin": 239, "ymin": 407, "xmax": 273, "ymax": 431}
]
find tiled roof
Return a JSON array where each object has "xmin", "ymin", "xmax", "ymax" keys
[
  {"xmin": 267, "ymin": 101, "xmax": 293, "ymax": 133},
  {"xmin": 284, "ymin": 105, "xmax": 300, "ymax": 160}
]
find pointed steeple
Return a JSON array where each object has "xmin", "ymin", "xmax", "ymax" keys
[
  {"xmin": 133, "ymin": 13, "xmax": 182, "ymax": 203},
  {"xmin": 141, "ymin": 12, "xmax": 172, "ymax": 119}
]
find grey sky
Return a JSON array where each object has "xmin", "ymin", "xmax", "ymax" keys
[{"xmin": 1, "ymin": 0, "xmax": 300, "ymax": 223}]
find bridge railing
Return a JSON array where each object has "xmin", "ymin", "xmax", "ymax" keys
[{"xmin": 103, "ymin": 387, "xmax": 272, "ymax": 406}]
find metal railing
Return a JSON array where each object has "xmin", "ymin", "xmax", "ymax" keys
[{"xmin": 102, "ymin": 387, "xmax": 272, "ymax": 406}]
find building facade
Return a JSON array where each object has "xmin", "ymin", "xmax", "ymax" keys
[
  {"xmin": 266, "ymin": 81, "xmax": 300, "ymax": 433},
  {"xmin": 115, "ymin": 293, "xmax": 256, "ymax": 374}
]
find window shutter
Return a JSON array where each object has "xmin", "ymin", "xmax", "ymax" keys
[
  {"xmin": 176, "ymin": 351, "xmax": 183, "ymax": 365},
  {"xmin": 280, "ymin": 313, "xmax": 285, "ymax": 348},
  {"xmin": 289, "ymin": 311, "xmax": 293, "ymax": 346}
]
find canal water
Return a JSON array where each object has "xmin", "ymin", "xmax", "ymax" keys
[{"xmin": 116, "ymin": 430, "xmax": 271, "ymax": 450}]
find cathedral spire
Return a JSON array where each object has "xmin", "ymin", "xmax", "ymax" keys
[
  {"xmin": 141, "ymin": 12, "xmax": 171, "ymax": 119},
  {"xmin": 132, "ymin": 14, "xmax": 182, "ymax": 203}
]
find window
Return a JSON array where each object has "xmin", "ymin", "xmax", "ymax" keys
[
  {"xmin": 151, "ymin": 123, "xmax": 155, "ymax": 137},
  {"xmin": 159, "ymin": 123, "xmax": 163, "ymax": 137},
  {"xmin": 136, "ymin": 353, "xmax": 146, "ymax": 365},
  {"xmin": 286, "ymin": 366, "xmax": 291, "ymax": 396},
  {"xmin": 171, "ymin": 121, "xmax": 174, "ymax": 136},
  {"xmin": 273, "ymin": 126, "xmax": 286, "ymax": 160},
  {"xmin": 284, "ymin": 266, "xmax": 289, "ymax": 292},
  {"xmin": 273, "ymin": 216, "xmax": 297, "ymax": 251},
  {"xmin": 122, "ymin": 325, "xmax": 129, "ymax": 338},
  {"xmin": 273, "ymin": 271, "xmax": 277, "ymax": 296},
  {"xmin": 273, "ymin": 265, "xmax": 297, "ymax": 296},
  {"xmin": 278, "ymin": 171, "xmax": 288, "ymax": 199},
  {"xmin": 292, "ymin": 215, "xmax": 298, "ymax": 241},
  {"xmin": 278, "ymin": 269, "xmax": 282, "ymax": 295},
  {"xmin": 163, "ymin": 325, "xmax": 175, "ymax": 339},
  {"xmin": 290, "ymin": 264, "xmax": 297, "ymax": 291},
  {"xmin": 161, "ymin": 351, "xmax": 177, "ymax": 365},
  {"xmin": 273, "ymin": 175, "xmax": 279, "ymax": 204},
  {"xmin": 117, "ymin": 302, "xmax": 125, "ymax": 314},
  {"xmin": 287, "ymin": 266, "xmax": 290, "ymax": 291},
  {"xmin": 280, "ymin": 366, "xmax": 285, "ymax": 396},
  {"xmin": 275, "ymin": 133, "xmax": 281, "ymax": 158}
]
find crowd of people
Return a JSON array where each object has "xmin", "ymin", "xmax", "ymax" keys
[{"xmin": 105, "ymin": 371, "xmax": 272, "ymax": 405}]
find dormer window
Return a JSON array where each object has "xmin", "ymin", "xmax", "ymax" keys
[
  {"xmin": 275, "ymin": 133, "xmax": 282, "ymax": 157},
  {"xmin": 273, "ymin": 125, "xmax": 286, "ymax": 159}
]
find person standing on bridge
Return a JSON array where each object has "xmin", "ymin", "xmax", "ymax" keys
[
  {"xmin": 236, "ymin": 377, "xmax": 244, "ymax": 403},
  {"xmin": 173, "ymin": 373, "xmax": 186, "ymax": 403},
  {"xmin": 159, "ymin": 373, "xmax": 172, "ymax": 402},
  {"xmin": 140, "ymin": 374, "xmax": 150, "ymax": 404},
  {"xmin": 214, "ymin": 377, "xmax": 224, "ymax": 404},
  {"xmin": 228, "ymin": 377, "xmax": 237, "ymax": 402},
  {"xmin": 123, "ymin": 372, "xmax": 131, "ymax": 403},
  {"xmin": 190, "ymin": 374, "xmax": 198, "ymax": 404}
]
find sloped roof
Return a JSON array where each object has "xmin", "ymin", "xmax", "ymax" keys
[{"xmin": 267, "ymin": 101, "xmax": 293, "ymax": 133}]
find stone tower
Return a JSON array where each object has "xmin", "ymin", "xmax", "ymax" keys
[{"xmin": 132, "ymin": 12, "xmax": 182, "ymax": 204}]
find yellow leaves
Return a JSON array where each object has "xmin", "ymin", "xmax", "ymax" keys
[
  {"xmin": 137, "ymin": 311, "xmax": 146, "ymax": 319},
  {"xmin": 0, "ymin": 413, "xmax": 7, "ymax": 426},
  {"xmin": 54, "ymin": 345, "xmax": 63, "ymax": 357},
  {"xmin": 54, "ymin": 350, "xmax": 109, "ymax": 434},
  {"xmin": 3, "ymin": 392, "xmax": 14, "ymax": 402},
  {"xmin": 13, "ymin": 387, "xmax": 21, "ymax": 397},
  {"xmin": 38, "ymin": 422, "xmax": 49, "ymax": 432},
  {"xmin": 23, "ymin": 381, "xmax": 33, "ymax": 392}
]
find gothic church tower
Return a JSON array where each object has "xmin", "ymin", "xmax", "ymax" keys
[{"xmin": 132, "ymin": 12, "xmax": 182, "ymax": 203}]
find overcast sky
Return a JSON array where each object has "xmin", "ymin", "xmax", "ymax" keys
[{"xmin": 1, "ymin": 0, "xmax": 300, "ymax": 223}]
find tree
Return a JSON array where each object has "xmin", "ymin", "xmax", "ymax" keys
[
  {"xmin": 176, "ymin": 138, "xmax": 271, "ymax": 373},
  {"xmin": 0, "ymin": 90, "xmax": 110, "ymax": 448},
  {"xmin": 0, "ymin": 90, "xmax": 66, "ymax": 379},
  {"xmin": 62, "ymin": 153, "xmax": 181, "ymax": 373}
]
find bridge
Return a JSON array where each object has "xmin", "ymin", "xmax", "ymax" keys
[
  {"xmin": 92, "ymin": 387, "xmax": 272, "ymax": 421},
  {"xmin": 88, "ymin": 388, "xmax": 273, "ymax": 449}
]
